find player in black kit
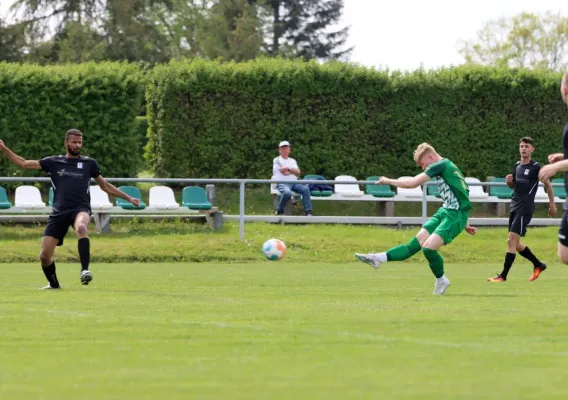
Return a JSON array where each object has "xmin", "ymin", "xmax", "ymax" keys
[
  {"xmin": 540, "ymin": 71, "xmax": 568, "ymax": 265},
  {"xmin": 488, "ymin": 137, "xmax": 556, "ymax": 282},
  {"xmin": 0, "ymin": 129, "xmax": 140, "ymax": 289}
]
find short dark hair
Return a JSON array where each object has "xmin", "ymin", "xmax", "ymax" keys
[
  {"xmin": 65, "ymin": 129, "xmax": 83, "ymax": 141},
  {"xmin": 520, "ymin": 136, "xmax": 534, "ymax": 145}
]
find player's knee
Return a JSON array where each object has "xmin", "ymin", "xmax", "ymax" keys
[
  {"xmin": 39, "ymin": 250, "xmax": 52, "ymax": 265},
  {"xmin": 76, "ymin": 223, "xmax": 88, "ymax": 236},
  {"xmin": 558, "ymin": 248, "xmax": 568, "ymax": 264},
  {"xmin": 280, "ymin": 190, "xmax": 292, "ymax": 199}
]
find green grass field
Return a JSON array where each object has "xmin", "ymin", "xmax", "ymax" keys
[{"xmin": 2, "ymin": 223, "xmax": 568, "ymax": 399}]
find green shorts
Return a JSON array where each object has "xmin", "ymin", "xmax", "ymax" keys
[{"xmin": 423, "ymin": 207, "xmax": 469, "ymax": 245}]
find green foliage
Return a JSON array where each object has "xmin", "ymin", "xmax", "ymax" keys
[
  {"xmin": 146, "ymin": 59, "xmax": 568, "ymax": 180},
  {"xmin": 266, "ymin": 0, "xmax": 352, "ymax": 61},
  {"xmin": 0, "ymin": 62, "xmax": 145, "ymax": 180},
  {"xmin": 459, "ymin": 11, "xmax": 568, "ymax": 71},
  {"xmin": 135, "ymin": 116, "xmax": 149, "ymax": 157}
]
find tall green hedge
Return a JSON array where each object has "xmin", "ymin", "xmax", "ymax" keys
[
  {"xmin": 147, "ymin": 59, "xmax": 568, "ymax": 180},
  {"xmin": 0, "ymin": 62, "xmax": 144, "ymax": 180}
]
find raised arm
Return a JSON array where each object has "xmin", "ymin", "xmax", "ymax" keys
[
  {"xmin": 542, "ymin": 177, "xmax": 558, "ymax": 217},
  {"xmin": 0, "ymin": 140, "xmax": 41, "ymax": 170},
  {"xmin": 377, "ymin": 173, "xmax": 430, "ymax": 189},
  {"xmin": 95, "ymin": 175, "xmax": 140, "ymax": 206},
  {"xmin": 539, "ymin": 159, "xmax": 568, "ymax": 182},
  {"xmin": 548, "ymin": 153, "xmax": 564, "ymax": 164}
]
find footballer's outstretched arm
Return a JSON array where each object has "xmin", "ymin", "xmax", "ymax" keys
[
  {"xmin": 539, "ymin": 159, "xmax": 568, "ymax": 182},
  {"xmin": 377, "ymin": 173, "xmax": 430, "ymax": 189},
  {"xmin": 95, "ymin": 175, "xmax": 140, "ymax": 206},
  {"xmin": 0, "ymin": 140, "xmax": 41, "ymax": 170}
]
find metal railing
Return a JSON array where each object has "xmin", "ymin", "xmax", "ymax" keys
[{"xmin": 0, "ymin": 177, "xmax": 563, "ymax": 240}]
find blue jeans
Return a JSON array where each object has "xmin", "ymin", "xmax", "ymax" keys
[{"xmin": 276, "ymin": 183, "xmax": 312, "ymax": 214}]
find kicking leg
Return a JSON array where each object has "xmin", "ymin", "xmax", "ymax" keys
[
  {"xmin": 355, "ymin": 228, "xmax": 429, "ymax": 269},
  {"xmin": 39, "ymin": 236, "xmax": 61, "ymax": 289},
  {"xmin": 74, "ymin": 212, "xmax": 93, "ymax": 285}
]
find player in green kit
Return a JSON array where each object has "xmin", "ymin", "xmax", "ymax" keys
[{"xmin": 355, "ymin": 143, "xmax": 477, "ymax": 295}]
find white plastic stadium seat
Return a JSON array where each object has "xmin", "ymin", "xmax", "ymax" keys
[
  {"xmin": 15, "ymin": 185, "xmax": 46, "ymax": 209},
  {"xmin": 465, "ymin": 177, "xmax": 488, "ymax": 199},
  {"xmin": 149, "ymin": 186, "xmax": 180, "ymax": 210},
  {"xmin": 334, "ymin": 175, "xmax": 364, "ymax": 197},
  {"xmin": 396, "ymin": 176, "xmax": 423, "ymax": 198},
  {"xmin": 535, "ymin": 185, "xmax": 548, "ymax": 200},
  {"xmin": 90, "ymin": 185, "xmax": 113, "ymax": 210},
  {"xmin": 270, "ymin": 176, "xmax": 279, "ymax": 195}
]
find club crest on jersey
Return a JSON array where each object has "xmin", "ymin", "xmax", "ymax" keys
[
  {"xmin": 77, "ymin": 162, "xmax": 83, "ymax": 169},
  {"xmin": 524, "ymin": 169, "xmax": 529, "ymax": 176}
]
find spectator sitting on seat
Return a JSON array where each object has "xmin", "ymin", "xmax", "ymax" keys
[{"xmin": 273, "ymin": 141, "xmax": 313, "ymax": 216}]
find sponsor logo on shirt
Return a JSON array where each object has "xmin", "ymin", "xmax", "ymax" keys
[{"xmin": 57, "ymin": 169, "xmax": 84, "ymax": 178}]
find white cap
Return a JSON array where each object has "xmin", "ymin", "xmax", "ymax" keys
[{"xmin": 279, "ymin": 141, "xmax": 290, "ymax": 147}]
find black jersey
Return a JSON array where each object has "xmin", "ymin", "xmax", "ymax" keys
[
  {"xmin": 510, "ymin": 160, "xmax": 541, "ymax": 214},
  {"xmin": 39, "ymin": 155, "xmax": 101, "ymax": 216}
]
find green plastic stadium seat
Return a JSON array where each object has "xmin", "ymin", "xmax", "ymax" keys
[
  {"xmin": 489, "ymin": 177, "xmax": 513, "ymax": 199},
  {"xmin": 48, "ymin": 187, "xmax": 54, "ymax": 206},
  {"xmin": 552, "ymin": 178, "xmax": 567, "ymax": 199},
  {"xmin": 427, "ymin": 178, "xmax": 441, "ymax": 198},
  {"xmin": 303, "ymin": 174, "xmax": 333, "ymax": 197},
  {"xmin": 0, "ymin": 187, "xmax": 12, "ymax": 209},
  {"xmin": 182, "ymin": 186, "xmax": 212, "ymax": 210},
  {"xmin": 365, "ymin": 176, "xmax": 395, "ymax": 198},
  {"xmin": 116, "ymin": 186, "xmax": 146, "ymax": 210}
]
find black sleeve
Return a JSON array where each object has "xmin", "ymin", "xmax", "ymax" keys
[
  {"xmin": 512, "ymin": 164, "xmax": 517, "ymax": 182},
  {"xmin": 90, "ymin": 159, "xmax": 101, "ymax": 178},
  {"xmin": 39, "ymin": 156, "xmax": 54, "ymax": 173}
]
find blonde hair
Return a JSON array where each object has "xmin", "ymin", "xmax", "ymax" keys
[{"xmin": 413, "ymin": 143, "xmax": 436, "ymax": 164}]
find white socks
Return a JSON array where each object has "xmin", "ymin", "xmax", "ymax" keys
[{"xmin": 377, "ymin": 252, "xmax": 388, "ymax": 263}]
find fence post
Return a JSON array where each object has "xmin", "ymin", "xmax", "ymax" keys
[
  {"xmin": 239, "ymin": 181, "xmax": 245, "ymax": 241},
  {"xmin": 206, "ymin": 184, "xmax": 216, "ymax": 205},
  {"xmin": 422, "ymin": 182, "xmax": 428, "ymax": 223}
]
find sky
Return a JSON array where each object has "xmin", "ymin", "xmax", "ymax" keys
[
  {"xmin": 1, "ymin": 0, "xmax": 567, "ymax": 71},
  {"xmin": 341, "ymin": 0, "xmax": 567, "ymax": 71}
]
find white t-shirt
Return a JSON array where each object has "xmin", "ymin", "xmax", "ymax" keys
[{"xmin": 272, "ymin": 156, "xmax": 299, "ymax": 182}]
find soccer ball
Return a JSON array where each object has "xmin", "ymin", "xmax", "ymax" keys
[{"xmin": 262, "ymin": 238, "xmax": 286, "ymax": 261}]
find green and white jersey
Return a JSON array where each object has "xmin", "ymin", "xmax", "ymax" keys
[{"xmin": 425, "ymin": 158, "xmax": 472, "ymax": 211}]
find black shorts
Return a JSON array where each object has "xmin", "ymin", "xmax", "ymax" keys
[
  {"xmin": 559, "ymin": 210, "xmax": 568, "ymax": 246},
  {"xmin": 508, "ymin": 211, "xmax": 532, "ymax": 236},
  {"xmin": 43, "ymin": 209, "xmax": 90, "ymax": 246}
]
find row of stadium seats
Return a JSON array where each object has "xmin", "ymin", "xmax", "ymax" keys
[
  {"xmin": 271, "ymin": 175, "xmax": 568, "ymax": 200},
  {"xmin": 0, "ymin": 185, "xmax": 213, "ymax": 211}
]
